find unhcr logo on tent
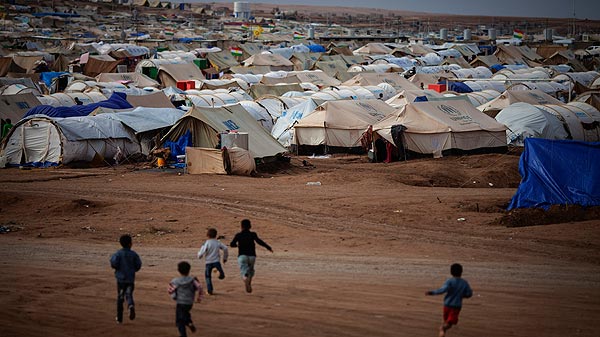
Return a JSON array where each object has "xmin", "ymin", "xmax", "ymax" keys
[
  {"xmin": 438, "ymin": 104, "xmax": 473, "ymax": 123},
  {"xmin": 222, "ymin": 120, "xmax": 240, "ymax": 130},
  {"xmin": 438, "ymin": 104, "xmax": 461, "ymax": 116},
  {"xmin": 357, "ymin": 102, "xmax": 383, "ymax": 118}
]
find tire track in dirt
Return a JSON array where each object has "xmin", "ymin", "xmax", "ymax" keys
[{"xmin": 5, "ymin": 185, "xmax": 590, "ymax": 264}]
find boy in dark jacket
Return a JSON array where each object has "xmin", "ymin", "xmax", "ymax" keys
[
  {"xmin": 110, "ymin": 234, "xmax": 142, "ymax": 324},
  {"xmin": 230, "ymin": 219, "xmax": 272, "ymax": 293}
]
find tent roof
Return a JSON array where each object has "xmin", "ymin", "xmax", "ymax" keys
[
  {"xmin": 96, "ymin": 72, "xmax": 159, "ymax": 88},
  {"xmin": 96, "ymin": 107, "xmax": 184, "ymax": 134},
  {"xmin": 172, "ymin": 104, "xmax": 287, "ymax": 158},
  {"xmin": 375, "ymin": 99, "xmax": 506, "ymax": 134},
  {"xmin": 127, "ymin": 91, "xmax": 175, "ymax": 108},
  {"xmin": 478, "ymin": 89, "xmax": 562, "ymax": 113},
  {"xmin": 158, "ymin": 63, "xmax": 205, "ymax": 81},
  {"xmin": 0, "ymin": 92, "xmax": 42, "ymax": 122},
  {"xmin": 243, "ymin": 53, "xmax": 294, "ymax": 67},
  {"xmin": 342, "ymin": 73, "xmax": 419, "ymax": 91},
  {"xmin": 295, "ymin": 99, "xmax": 395, "ymax": 129},
  {"xmin": 207, "ymin": 51, "xmax": 240, "ymax": 71},
  {"xmin": 354, "ymin": 43, "xmax": 393, "ymax": 55}
]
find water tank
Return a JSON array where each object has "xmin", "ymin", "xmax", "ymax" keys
[
  {"xmin": 308, "ymin": 27, "xmax": 315, "ymax": 39},
  {"xmin": 544, "ymin": 28, "xmax": 553, "ymax": 41},
  {"xmin": 488, "ymin": 28, "xmax": 497, "ymax": 40},
  {"xmin": 464, "ymin": 29, "xmax": 472, "ymax": 41},
  {"xmin": 440, "ymin": 28, "xmax": 448, "ymax": 40},
  {"xmin": 233, "ymin": 2, "xmax": 251, "ymax": 20}
]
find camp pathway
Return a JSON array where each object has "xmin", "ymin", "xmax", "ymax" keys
[{"xmin": 0, "ymin": 239, "xmax": 599, "ymax": 337}]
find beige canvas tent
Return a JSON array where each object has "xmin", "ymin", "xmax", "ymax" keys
[
  {"xmin": 478, "ymin": 89, "xmax": 562, "ymax": 117},
  {"xmin": 249, "ymin": 83, "xmax": 303, "ymax": 99},
  {"xmin": 290, "ymin": 52, "xmax": 322, "ymax": 71},
  {"xmin": 160, "ymin": 104, "xmax": 287, "ymax": 159},
  {"xmin": 469, "ymin": 55, "xmax": 501, "ymax": 69},
  {"xmin": 242, "ymin": 54, "xmax": 294, "ymax": 72},
  {"xmin": 207, "ymin": 51, "xmax": 240, "ymax": 72},
  {"xmin": 83, "ymin": 55, "xmax": 122, "ymax": 77},
  {"xmin": 295, "ymin": 71, "xmax": 341, "ymax": 87},
  {"xmin": 0, "ymin": 57, "xmax": 12, "ymax": 76},
  {"xmin": 373, "ymin": 100, "xmax": 507, "ymax": 157},
  {"xmin": 294, "ymin": 99, "xmax": 396, "ymax": 149},
  {"xmin": 185, "ymin": 147, "xmax": 227, "ymax": 174},
  {"xmin": 157, "ymin": 63, "xmax": 205, "ymax": 88},
  {"xmin": 353, "ymin": 43, "xmax": 393, "ymax": 55},
  {"xmin": 127, "ymin": 92, "xmax": 175, "ymax": 108},
  {"xmin": 11, "ymin": 54, "xmax": 44, "ymax": 74},
  {"xmin": 314, "ymin": 60, "xmax": 348, "ymax": 78},
  {"xmin": 96, "ymin": 72, "xmax": 159, "ymax": 88},
  {"xmin": 230, "ymin": 65, "xmax": 271, "ymax": 75},
  {"xmin": 0, "ymin": 93, "xmax": 42, "ymax": 122},
  {"xmin": 343, "ymin": 73, "xmax": 419, "ymax": 91}
]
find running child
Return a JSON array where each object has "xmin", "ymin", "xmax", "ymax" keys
[
  {"xmin": 197, "ymin": 228, "xmax": 229, "ymax": 295},
  {"xmin": 168, "ymin": 261, "xmax": 203, "ymax": 337},
  {"xmin": 230, "ymin": 219, "xmax": 272, "ymax": 293},
  {"xmin": 426, "ymin": 263, "xmax": 473, "ymax": 337},
  {"xmin": 110, "ymin": 234, "xmax": 142, "ymax": 324}
]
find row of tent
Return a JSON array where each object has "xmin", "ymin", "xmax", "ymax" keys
[{"xmin": 3, "ymin": 87, "xmax": 600, "ymax": 168}]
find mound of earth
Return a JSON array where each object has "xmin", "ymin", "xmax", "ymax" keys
[{"xmin": 499, "ymin": 205, "xmax": 600, "ymax": 227}]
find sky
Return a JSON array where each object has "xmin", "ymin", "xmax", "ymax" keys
[{"xmin": 190, "ymin": 0, "xmax": 600, "ymax": 20}]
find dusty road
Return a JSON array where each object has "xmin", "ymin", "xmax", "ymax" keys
[{"xmin": 1, "ymin": 154, "xmax": 599, "ymax": 337}]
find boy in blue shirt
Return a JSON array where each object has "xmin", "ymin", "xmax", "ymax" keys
[
  {"xmin": 426, "ymin": 263, "xmax": 473, "ymax": 337},
  {"xmin": 110, "ymin": 234, "xmax": 142, "ymax": 324}
]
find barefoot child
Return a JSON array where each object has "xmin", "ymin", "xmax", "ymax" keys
[
  {"xmin": 110, "ymin": 234, "xmax": 142, "ymax": 324},
  {"xmin": 197, "ymin": 228, "xmax": 229, "ymax": 295},
  {"xmin": 426, "ymin": 263, "xmax": 473, "ymax": 337},
  {"xmin": 168, "ymin": 261, "xmax": 203, "ymax": 337},
  {"xmin": 230, "ymin": 219, "xmax": 272, "ymax": 293}
]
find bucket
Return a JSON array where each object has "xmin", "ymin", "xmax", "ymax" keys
[{"xmin": 157, "ymin": 157, "xmax": 166, "ymax": 167}]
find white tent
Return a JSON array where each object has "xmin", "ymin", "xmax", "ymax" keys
[
  {"xmin": 536, "ymin": 103, "xmax": 600, "ymax": 142},
  {"xmin": 373, "ymin": 100, "xmax": 507, "ymax": 157},
  {"xmin": 271, "ymin": 99, "xmax": 320, "ymax": 147},
  {"xmin": 494, "ymin": 102, "xmax": 569, "ymax": 146},
  {"xmin": 294, "ymin": 99, "xmax": 396, "ymax": 148},
  {"xmin": 463, "ymin": 90, "xmax": 501, "ymax": 107},
  {"xmin": 96, "ymin": 107, "xmax": 184, "ymax": 154},
  {"xmin": 1, "ymin": 115, "xmax": 140, "ymax": 167},
  {"xmin": 239, "ymin": 101, "xmax": 274, "ymax": 131},
  {"xmin": 385, "ymin": 89, "xmax": 443, "ymax": 109}
]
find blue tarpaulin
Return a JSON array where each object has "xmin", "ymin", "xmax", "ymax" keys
[
  {"xmin": 164, "ymin": 130, "xmax": 191, "ymax": 160},
  {"xmin": 39, "ymin": 72, "xmax": 69, "ymax": 88},
  {"xmin": 507, "ymin": 138, "xmax": 600, "ymax": 210},
  {"xmin": 24, "ymin": 92, "xmax": 133, "ymax": 118},
  {"xmin": 307, "ymin": 44, "xmax": 326, "ymax": 53},
  {"xmin": 490, "ymin": 64, "xmax": 505, "ymax": 72},
  {"xmin": 441, "ymin": 81, "xmax": 473, "ymax": 93}
]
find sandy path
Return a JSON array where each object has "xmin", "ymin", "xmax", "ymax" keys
[{"xmin": 1, "ymin": 156, "xmax": 600, "ymax": 337}]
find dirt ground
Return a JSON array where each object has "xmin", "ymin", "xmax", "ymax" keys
[{"xmin": 1, "ymin": 153, "xmax": 599, "ymax": 337}]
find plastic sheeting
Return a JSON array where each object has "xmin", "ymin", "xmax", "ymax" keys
[
  {"xmin": 495, "ymin": 102, "xmax": 568, "ymax": 146},
  {"xmin": 24, "ymin": 92, "xmax": 133, "ymax": 118},
  {"xmin": 239, "ymin": 101, "xmax": 274, "ymax": 131},
  {"xmin": 507, "ymin": 138, "xmax": 600, "ymax": 210},
  {"xmin": 271, "ymin": 99, "xmax": 319, "ymax": 147}
]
